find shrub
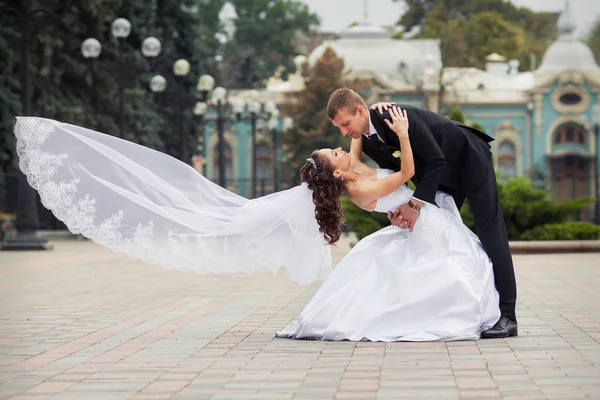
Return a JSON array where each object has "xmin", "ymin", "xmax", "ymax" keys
[
  {"xmin": 342, "ymin": 176, "xmax": 595, "ymax": 241},
  {"xmin": 340, "ymin": 196, "xmax": 390, "ymax": 240},
  {"xmin": 447, "ymin": 107, "xmax": 466, "ymax": 123},
  {"xmin": 459, "ymin": 200, "xmax": 475, "ymax": 231},
  {"xmin": 520, "ymin": 222, "xmax": 600, "ymax": 241},
  {"xmin": 470, "ymin": 122, "xmax": 485, "ymax": 132},
  {"xmin": 498, "ymin": 177, "xmax": 594, "ymax": 240}
]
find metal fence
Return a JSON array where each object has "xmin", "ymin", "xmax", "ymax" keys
[{"xmin": 209, "ymin": 178, "xmax": 283, "ymax": 199}]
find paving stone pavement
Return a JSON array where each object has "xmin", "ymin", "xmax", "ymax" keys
[{"xmin": 0, "ymin": 238, "xmax": 599, "ymax": 400}]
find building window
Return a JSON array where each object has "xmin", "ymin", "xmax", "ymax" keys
[
  {"xmin": 214, "ymin": 143, "xmax": 233, "ymax": 182},
  {"xmin": 255, "ymin": 143, "xmax": 273, "ymax": 183},
  {"xmin": 497, "ymin": 141, "xmax": 516, "ymax": 179},
  {"xmin": 551, "ymin": 156, "xmax": 590, "ymax": 220},
  {"xmin": 559, "ymin": 93, "xmax": 582, "ymax": 105},
  {"xmin": 553, "ymin": 124, "xmax": 586, "ymax": 145}
]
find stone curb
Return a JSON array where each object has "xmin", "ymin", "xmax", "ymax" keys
[
  {"xmin": 35, "ymin": 230, "xmax": 600, "ymax": 254},
  {"xmin": 509, "ymin": 240, "xmax": 600, "ymax": 254}
]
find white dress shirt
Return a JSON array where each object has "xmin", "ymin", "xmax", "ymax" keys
[{"xmin": 364, "ymin": 115, "xmax": 385, "ymax": 143}]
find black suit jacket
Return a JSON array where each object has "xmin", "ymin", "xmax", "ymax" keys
[{"xmin": 362, "ymin": 106, "xmax": 494, "ymax": 205}]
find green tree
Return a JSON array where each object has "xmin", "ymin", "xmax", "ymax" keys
[
  {"xmin": 415, "ymin": 1, "xmax": 468, "ymax": 111},
  {"xmin": 0, "ymin": 1, "xmax": 20, "ymax": 208},
  {"xmin": 0, "ymin": 0, "xmax": 225, "ymax": 211},
  {"xmin": 148, "ymin": 0, "xmax": 224, "ymax": 158},
  {"xmin": 2, "ymin": 0, "xmax": 220, "ymax": 155},
  {"xmin": 220, "ymin": 0, "xmax": 319, "ymax": 89},
  {"xmin": 586, "ymin": 18, "xmax": 600, "ymax": 65},
  {"xmin": 462, "ymin": 12, "xmax": 522, "ymax": 67},
  {"xmin": 393, "ymin": 0, "xmax": 557, "ymax": 70},
  {"xmin": 282, "ymin": 47, "xmax": 346, "ymax": 185},
  {"xmin": 23, "ymin": 0, "xmax": 163, "ymax": 143}
]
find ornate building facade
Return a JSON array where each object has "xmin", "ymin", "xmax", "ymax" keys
[{"xmin": 200, "ymin": 1, "xmax": 600, "ymax": 220}]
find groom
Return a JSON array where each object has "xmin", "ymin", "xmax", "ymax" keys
[{"xmin": 327, "ymin": 87, "xmax": 517, "ymax": 338}]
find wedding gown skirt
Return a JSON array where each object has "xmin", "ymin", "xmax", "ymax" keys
[{"xmin": 277, "ymin": 169, "xmax": 501, "ymax": 342}]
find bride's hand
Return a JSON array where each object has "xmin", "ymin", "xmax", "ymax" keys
[
  {"xmin": 384, "ymin": 106, "xmax": 409, "ymax": 138},
  {"xmin": 370, "ymin": 102, "xmax": 395, "ymax": 114}
]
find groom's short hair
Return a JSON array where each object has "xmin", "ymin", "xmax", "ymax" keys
[{"xmin": 327, "ymin": 88, "xmax": 367, "ymax": 120}]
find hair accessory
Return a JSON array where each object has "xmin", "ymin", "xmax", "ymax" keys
[{"xmin": 306, "ymin": 158, "xmax": 317, "ymax": 169}]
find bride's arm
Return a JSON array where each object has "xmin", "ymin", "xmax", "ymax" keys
[
  {"xmin": 352, "ymin": 107, "xmax": 415, "ymax": 209},
  {"xmin": 350, "ymin": 136, "xmax": 362, "ymax": 159},
  {"xmin": 354, "ymin": 137, "xmax": 414, "ymax": 207}
]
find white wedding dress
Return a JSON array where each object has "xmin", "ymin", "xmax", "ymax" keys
[
  {"xmin": 15, "ymin": 118, "xmax": 499, "ymax": 342},
  {"xmin": 277, "ymin": 169, "xmax": 501, "ymax": 342}
]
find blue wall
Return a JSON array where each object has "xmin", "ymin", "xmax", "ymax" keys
[{"xmin": 198, "ymin": 80, "xmax": 599, "ymax": 200}]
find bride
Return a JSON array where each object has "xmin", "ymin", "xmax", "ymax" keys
[
  {"xmin": 13, "ymin": 109, "xmax": 498, "ymax": 342},
  {"xmin": 276, "ymin": 106, "xmax": 500, "ymax": 341}
]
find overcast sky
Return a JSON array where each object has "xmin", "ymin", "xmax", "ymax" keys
[{"xmin": 299, "ymin": 0, "xmax": 600, "ymax": 39}]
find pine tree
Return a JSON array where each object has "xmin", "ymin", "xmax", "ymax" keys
[
  {"xmin": 148, "ymin": 0, "xmax": 224, "ymax": 160},
  {"xmin": 6, "ymin": 0, "xmax": 163, "ymax": 147},
  {"xmin": 0, "ymin": 0, "xmax": 226, "ymax": 210},
  {"xmin": 0, "ymin": 3, "xmax": 20, "ymax": 209}
]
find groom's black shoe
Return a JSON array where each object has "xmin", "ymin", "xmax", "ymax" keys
[{"xmin": 481, "ymin": 316, "xmax": 518, "ymax": 339}]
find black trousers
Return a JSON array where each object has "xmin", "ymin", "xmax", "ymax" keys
[{"xmin": 460, "ymin": 162, "xmax": 517, "ymax": 322}]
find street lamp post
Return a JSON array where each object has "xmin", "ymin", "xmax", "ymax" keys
[
  {"xmin": 173, "ymin": 59, "xmax": 191, "ymax": 162},
  {"xmin": 81, "ymin": 19, "xmax": 161, "ymax": 138},
  {"xmin": 527, "ymin": 101, "xmax": 534, "ymax": 178},
  {"xmin": 245, "ymin": 95, "xmax": 277, "ymax": 197},
  {"xmin": 193, "ymin": 101, "xmax": 208, "ymax": 173},
  {"xmin": 196, "ymin": 76, "xmax": 240, "ymax": 189},
  {"xmin": 245, "ymin": 90, "xmax": 263, "ymax": 198},
  {"xmin": 1, "ymin": 0, "xmax": 71, "ymax": 251},
  {"xmin": 267, "ymin": 113, "xmax": 280, "ymax": 192},
  {"xmin": 280, "ymin": 116, "xmax": 294, "ymax": 190},
  {"xmin": 213, "ymin": 86, "xmax": 228, "ymax": 188},
  {"xmin": 196, "ymin": 75, "xmax": 221, "ymax": 181},
  {"xmin": 248, "ymin": 100, "xmax": 261, "ymax": 197},
  {"xmin": 592, "ymin": 104, "xmax": 600, "ymax": 225},
  {"xmin": 148, "ymin": 59, "xmax": 198, "ymax": 163},
  {"xmin": 114, "ymin": 18, "xmax": 131, "ymax": 139},
  {"xmin": 267, "ymin": 114, "xmax": 293, "ymax": 192}
]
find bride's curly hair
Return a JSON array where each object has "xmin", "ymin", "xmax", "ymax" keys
[{"xmin": 300, "ymin": 151, "xmax": 345, "ymax": 245}]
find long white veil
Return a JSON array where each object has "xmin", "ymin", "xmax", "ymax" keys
[{"xmin": 14, "ymin": 117, "xmax": 331, "ymax": 285}]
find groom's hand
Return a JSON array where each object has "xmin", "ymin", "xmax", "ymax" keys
[
  {"xmin": 389, "ymin": 203, "xmax": 420, "ymax": 232},
  {"xmin": 399, "ymin": 203, "xmax": 419, "ymax": 232}
]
